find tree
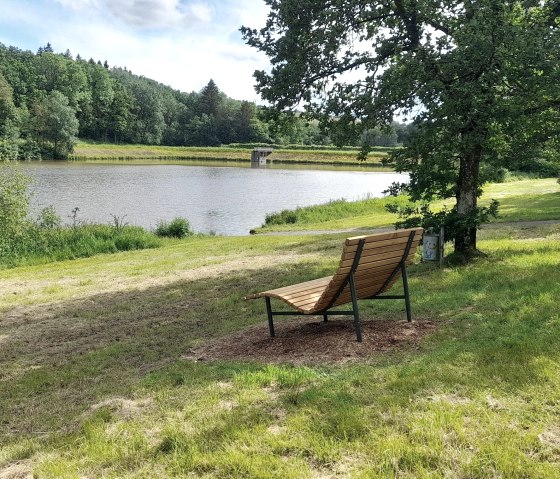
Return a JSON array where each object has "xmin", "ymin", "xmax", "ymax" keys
[
  {"xmin": 234, "ymin": 100, "xmax": 263, "ymax": 143},
  {"xmin": 35, "ymin": 51, "xmax": 88, "ymax": 109},
  {"xmin": 0, "ymin": 71, "xmax": 19, "ymax": 160},
  {"xmin": 127, "ymin": 81, "xmax": 165, "ymax": 144},
  {"xmin": 107, "ymin": 81, "xmax": 133, "ymax": 143},
  {"xmin": 79, "ymin": 62, "xmax": 115, "ymax": 139},
  {"xmin": 198, "ymin": 79, "xmax": 223, "ymax": 117},
  {"xmin": 0, "ymin": 71, "xmax": 16, "ymax": 132},
  {"xmin": 31, "ymin": 90, "xmax": 79, "ymax": 159},
  {"xmin": 242, "ymin": 1, "xmax": 560, "ymax": 257}
]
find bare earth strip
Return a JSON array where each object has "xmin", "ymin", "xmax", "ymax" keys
[
  {"xmin": 0, "ymin": 252, "xmax": 322, "ymax": 379},
  {"xmin": 259, "ymin": 219, "xmax": 560, "ymax": 236},
  {"xmin": 1, "ymin": 252, "xmax": 318, "ymax": 317}
]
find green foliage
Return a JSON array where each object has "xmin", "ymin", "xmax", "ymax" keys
[
  {"xmin": 0, "ymin": 165, "xmax": 31, "ymax": 252},
  {"xmin": 263, "ymin": 195, "xmax": 408, "ymax": 228},
  {"xmin": 264, "ymin": 209, "xmax": 298, "ymax": 225},
  {"xmin": 155, "ymin": 217, "xmax": 193, "ymax": 238},
  {"xmin": 0, "ymin": 42, "xmax": 415, "ymax": 153},
  {"xmin": 257, "ymin": 178, "xmax": 559, "ymax": 233},
  {"xmin": 386, "ymin": 200, "xmax": 500, "ymax": 244},
  {"xmin": 243, "ymin": 1, "xmax": 560, "ymax": 256},
  {"xmin": 0, "ymin": 166, "xmax": 160, "ymax": 268},
  {"xmin": 31, "ymin": 90, "xmax": 79, "ymax": 159},
  {"xmin": 36, "ymin": 205, "xmax": 61, "ymax": 229},
  {"xmin": 0, "ymin": 138, "xmax": 18, "ymax": 161},
  {"xmin": 0, "ymin": 224, "xmax": 161, "ymax": 269},
  {"xmin": 0, "ymin": 71, "xmax": 19, "ymax": 160}
]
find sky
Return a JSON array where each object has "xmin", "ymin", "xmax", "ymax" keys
[{"xmin": 0, "ymin": 0, "xmax": 271, "ymax": 102}]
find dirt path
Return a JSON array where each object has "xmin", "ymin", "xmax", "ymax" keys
[
  {"xmin": 0, "ymin": 251, "xmax": 324, "ymax": 319},
  {"xmin": 258, "ymin": 219, "xmax": 560, "ymax": 236}
]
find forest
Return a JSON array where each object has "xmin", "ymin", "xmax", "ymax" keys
[{"xmin": 0, "ymin": 42, "xmax": 414, "ymax": 160}]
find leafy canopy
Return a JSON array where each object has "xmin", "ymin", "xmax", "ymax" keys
[{"xmin": 243, "ymin": 0, "xmax": 560, "ymax": 255}]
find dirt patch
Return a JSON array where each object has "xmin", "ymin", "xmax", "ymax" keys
[
  {"xmin": 539, "ymin": 426, "xmax": 560, "ymax": 450},
  {"xmin": 187, "ymin": 318, "xmax": 436, "ymax": 365},
  {"xmin": 89, "ymin": 397, "xmax": 154, "ymax": 419},
  {"xmin": 0, "ymin": 462, "xmax": 33, "ymax": 479}
]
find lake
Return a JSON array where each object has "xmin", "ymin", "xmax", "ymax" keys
[{"xmin": 22, "ymin": 162, "xmax": 408, "ymax": 235}]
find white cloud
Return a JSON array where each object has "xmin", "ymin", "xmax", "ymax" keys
[
  {"xmin": 53, "ymin": 0, "xmax": 98, "ymax": 10},
  {"xmin": 0, "ymin": 0, "xmax": 271, "ymax": 101},
  {"xmin": 103, "ymin": 0, "xmax": 214, "ymax": 29}
]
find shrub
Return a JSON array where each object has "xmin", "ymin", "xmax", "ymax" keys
[
  {"xmin": 0, "ymin": 164, "xmax": 31, "ymax": 252},
  {"xmin": 265, "ymin": 209, "xmax": 298, "ymax": 225},
  {"xmin": 0, "ymin": 169, "xmax": 162, "ymax": 268},
  {"xmin": 155, "ymin": 217, "xmax": 193, "ymax": 238},
  {"xmin": 36, "ymin": 206, "xmax": 61, "ymax": 229}
]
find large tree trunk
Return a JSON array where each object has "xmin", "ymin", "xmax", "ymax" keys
[{"xmin": 455, "ymin": 147, "xmax": 481, "ymax": 257}]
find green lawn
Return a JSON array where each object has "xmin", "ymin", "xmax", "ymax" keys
[{"xmin": 2, "ymin": 223, "xmax": 560, "ymax": 477}]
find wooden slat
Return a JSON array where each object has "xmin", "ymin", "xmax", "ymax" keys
[
  {"xmin": 315, "ymin": 269, "xmax": 401, "ymax": 310},
  {"xmin": 290, "ymin": 293, "xmax": 323, "ymax": 308},
  {"xmin": 268, "ymin": 279, "xmax": 330, "ymax": 297},
  {"xmin": 341, "ymin": 235, "xmax": 414, "ymax": 257},
  {"xmin": 315, "ymin": 261, "xmax": 405, "ymax": 309},
  {"xmin": 322, "ymin": 261, "xmax": 403, "ymax": 298},
  {"xmin": 354, "ymin": 253, "xmax": 412, "ymax": 274},
  {"xmin": 354, "ymin": 249, "xmax": 416, "ymax": 270},
  {"xmin": 289, "ymin": 293, "xmax": 323, "ymax": 307},
  {"xmin": 318, "ymin": 259, "xmax": 403, "ymax": 301},
  {"xmin": 336, "ymin": 251, "xmax": 415, "ymax": 276},
  {"xmin": 355, "ymin": 267, "xmax": 401, "ymax": 285},
  {"xmin": 279, "ymin": 283, "xmax": 332, "ymax": 302},
  {"xmin": 339, "ymin": 247, "xmax": 406, "ymax": 269},
  {"xmin": 260, "ymin": 291, "xmax": 320, "ymax": 313},
  {"xmin": 260, "ymin": 276, "xmax": 330, "ymax": 296},
  {"xmin": 345, "ymin": 228, "xmax": 416, "ymax": 246},
  {"xmin": 330, "ymin": 262, "xmax": 397, "ymax": 283},
  {"xmin": 344, "ymin": 228, "xmax": 422, "ymax": 246},
  {"xmin": 325, "ymin": 275, "xmax": 397, "ymax": 304},
  {"xmin": 341, "ymin": 239, "xmax": 410, "ymax": 261}
]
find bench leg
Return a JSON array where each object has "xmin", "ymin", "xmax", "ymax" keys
[
  {"xmin": 323, "ymin": 314, "xmax": 328, "ymax": 322},
  {"xmin": 265, "ymin": 297, "xmax": 275, "ymax": 337},
  {"xmin": 401, "ymin": 262, "xmax": 412, "ymax": 322},
  {"xmin": 349, "ymin": 273, "xmax": 362, "ymax": 342}
]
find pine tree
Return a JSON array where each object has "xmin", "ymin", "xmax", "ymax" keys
[{"xmin": 198, "ymin": 79, "xmax": 222, "ymax": 117}]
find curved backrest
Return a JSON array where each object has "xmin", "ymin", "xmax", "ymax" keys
[{"xmin": 313, "ymin": 228, "xmax": 423, "ymax": 311}]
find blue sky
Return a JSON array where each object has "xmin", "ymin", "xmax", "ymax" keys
[{"xmin": 0, "ymin": 0, "xmax": 270, "ymax": 101}]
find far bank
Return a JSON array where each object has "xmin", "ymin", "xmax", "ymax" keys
[{"xmin": 70, "ymin": 142, "xmax": 391, "ymax": 168}]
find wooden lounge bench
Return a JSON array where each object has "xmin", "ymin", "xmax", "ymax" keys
[{"xmin": 245, "ymin": 228, "xmax": 423, "ymax": 342}]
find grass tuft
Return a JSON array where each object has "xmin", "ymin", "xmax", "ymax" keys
[{"xmin": 0, "ymin": 224, "xmax": 161, "ymax": 269}]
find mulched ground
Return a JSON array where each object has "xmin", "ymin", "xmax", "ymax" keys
[{"xmin": 187, "ymin": 317, "xmax": 437, "ymax": 365}]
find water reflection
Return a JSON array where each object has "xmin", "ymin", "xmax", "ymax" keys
[{"xmin": 22, "ymin": 162, "xmax": 408, "ymax": 235}]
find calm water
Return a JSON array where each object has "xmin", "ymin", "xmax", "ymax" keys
[{"xmin": 22, "ymin": 162, "xmax": 407, "ymax": 235}]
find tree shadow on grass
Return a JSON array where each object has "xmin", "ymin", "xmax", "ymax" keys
[{"xmin": 1, "ymin": 241, "xmax": 559, "ymax": 443}]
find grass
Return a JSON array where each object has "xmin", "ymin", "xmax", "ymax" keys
[
  {"xmin": 71, "ymin": 142, "xmax": 388, "ymax": 166},
  {"xmin": 2, "ymin": 222, "xmax": 560, "ymax": 477},
  {"xmin": 480, "ymin": 179, "xmax": 560, "ymax": 222},
  {"xmin": 256, "ymin": 178, "xmax": 560, "ymax": 232},
  {"xmin": 0, "ymin": 224, "xmax": 161, "ymax": 269},
  {"xmin": 261, "ymin": 195, "xmax": 406, "ymax": 232}
]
